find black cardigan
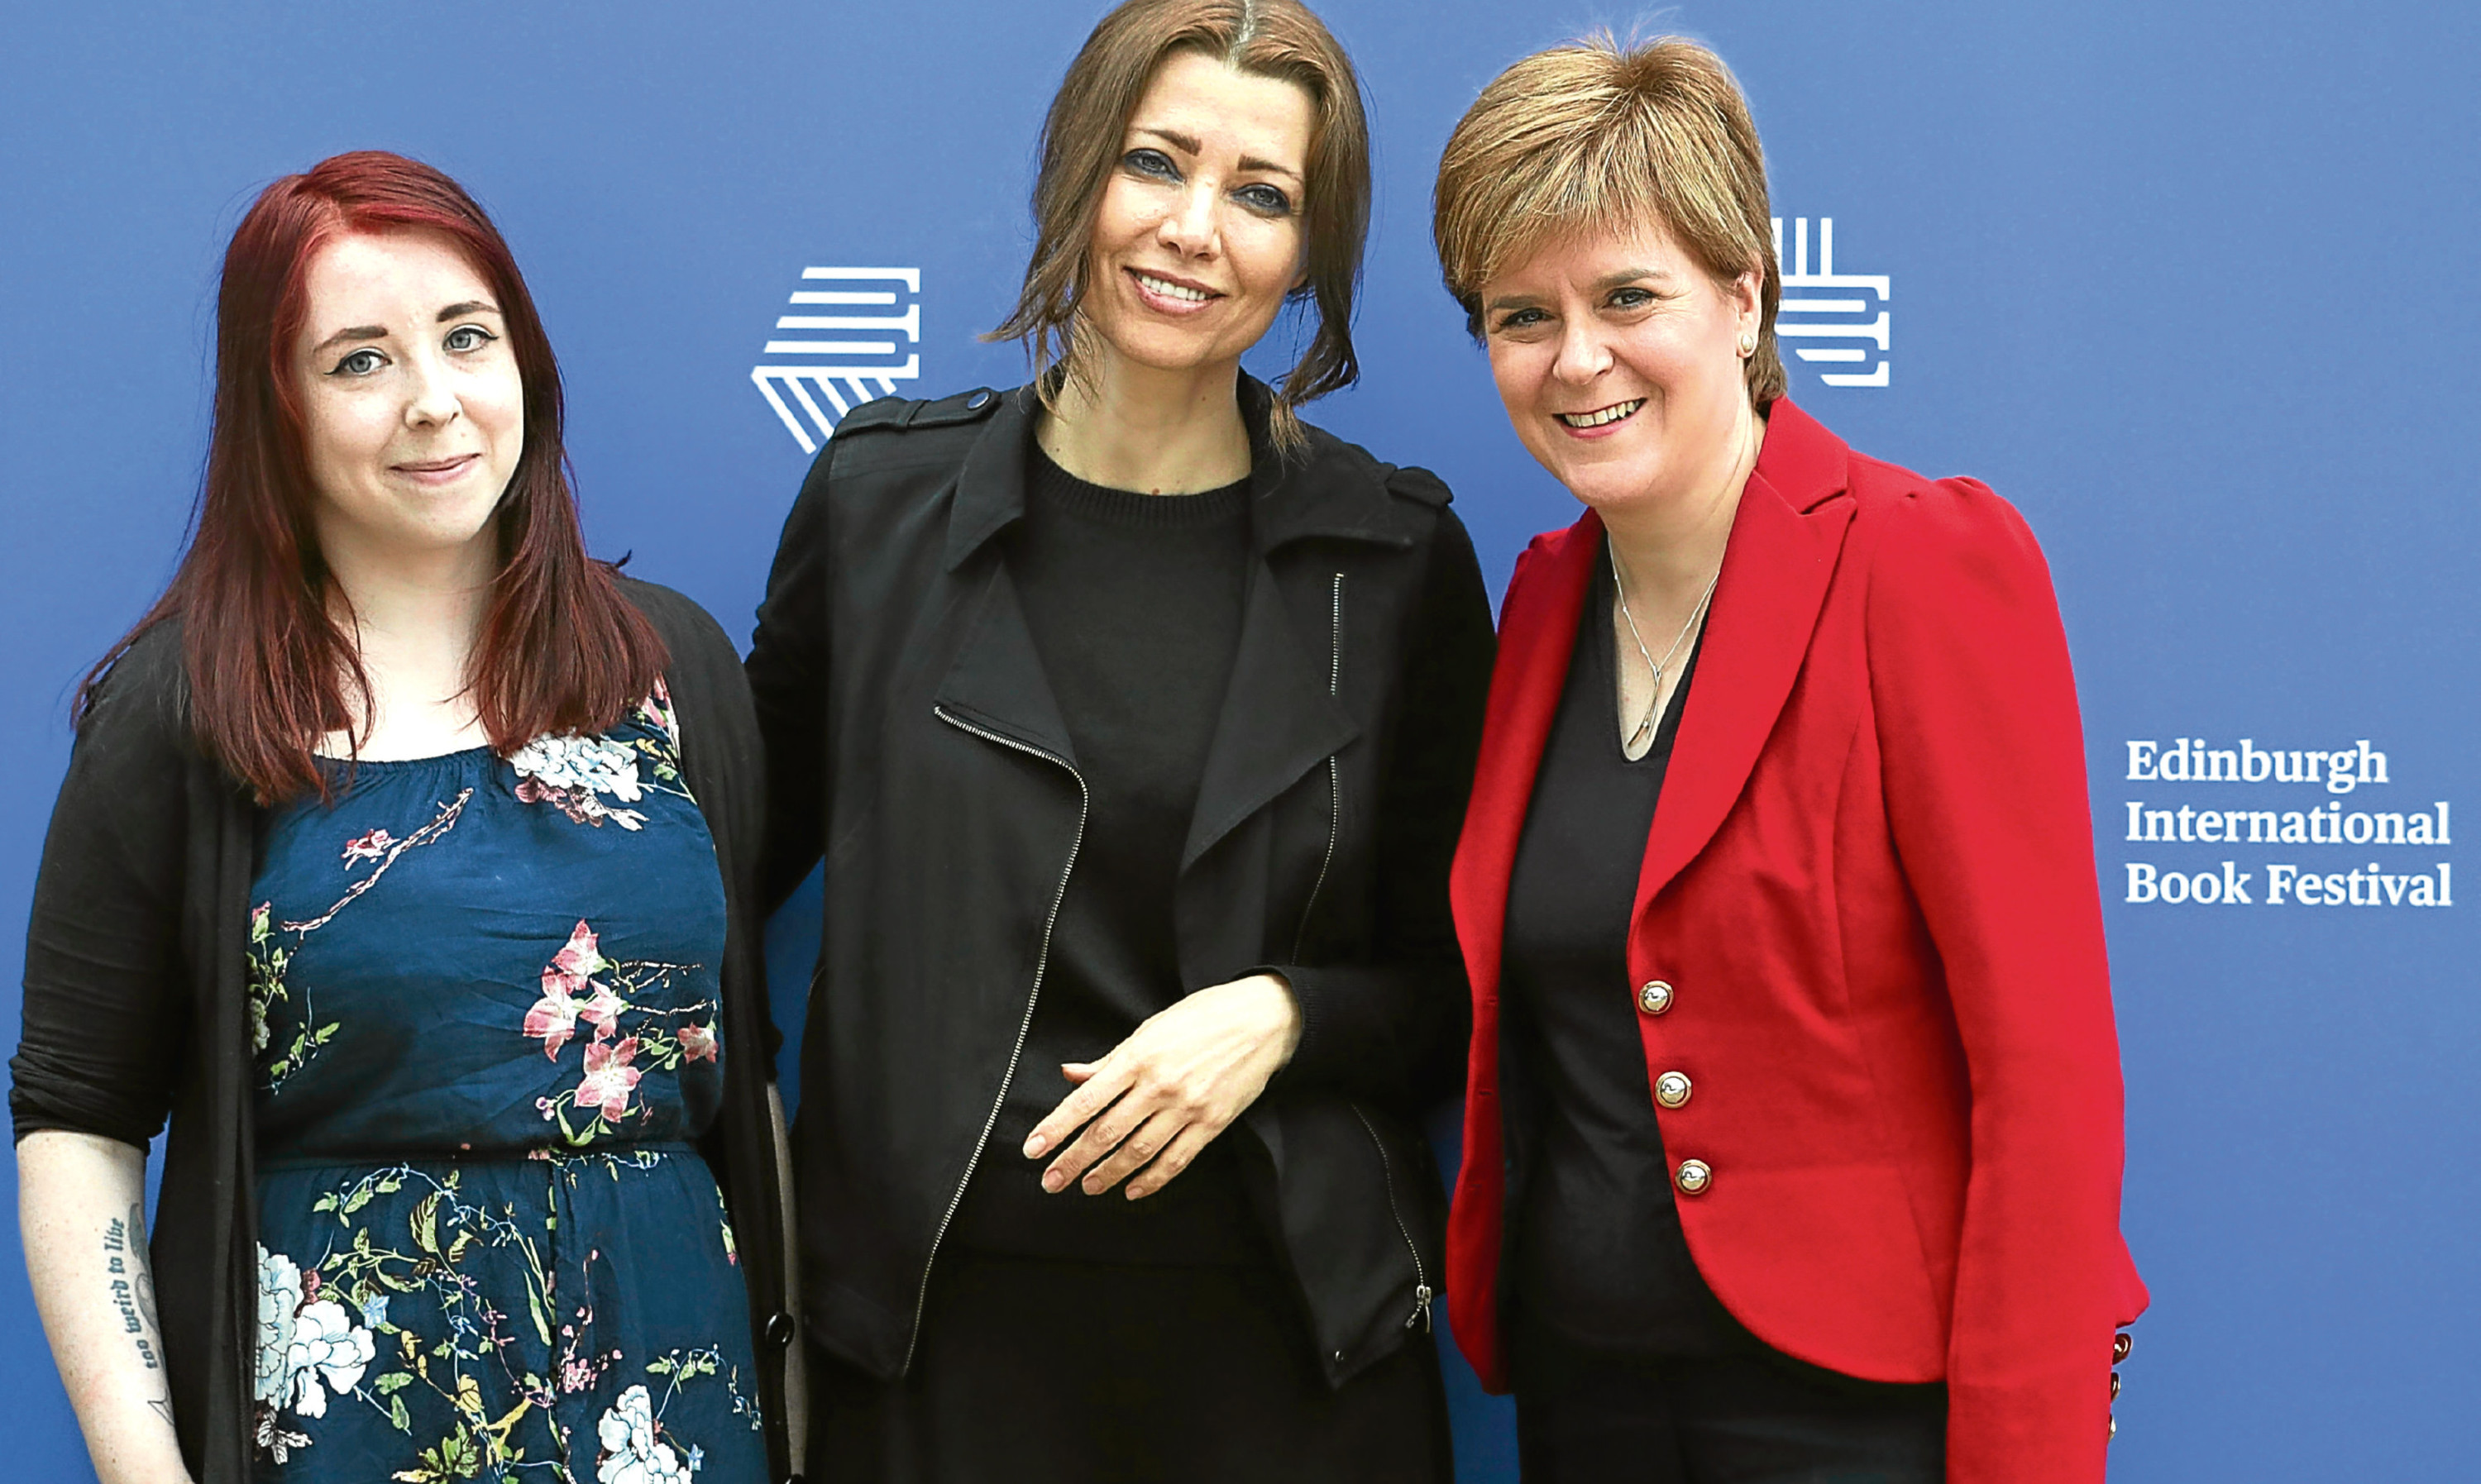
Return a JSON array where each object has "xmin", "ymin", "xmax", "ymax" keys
[{"xmin": 12, "ymin": 579, "xmax": 795, "ymax": 1483}]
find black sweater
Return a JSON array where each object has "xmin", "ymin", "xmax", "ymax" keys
[{"xmin": 10, "ymin": 580, "xmax": 795, "ymax": 1483}]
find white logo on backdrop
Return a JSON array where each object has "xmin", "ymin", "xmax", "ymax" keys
[
  {"xmin": 750, "ymin": 266, "xmax": 923, "ymax": 453},
  {"xmin": 1771, "ymin": 217, "xmax": 1889, "ymax": 388}
]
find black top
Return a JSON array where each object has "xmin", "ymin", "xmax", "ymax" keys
[
  {"xmin": 949, "ymin": 441, "xmax": 1266, "ymax": 1265},
  {"xmin": 1500, "ymin": 543, "xmax": 1735, "ymax": 1356},
  {"xmin": 9, "ymin": 580, "xmax": 795, "ymax": 1482}
]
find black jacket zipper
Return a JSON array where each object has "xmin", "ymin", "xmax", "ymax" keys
[
  {"xmin": 909, "ymin": 705, "xmax": 1090, "ymax": 1374},
  {"xmin": 1351, "ymin": 1103, "xmax": 1434, "ymax": 1333},
  {"xmin": 1292, "ymin": 571, "xmax": 1345, "ymax": 962}
]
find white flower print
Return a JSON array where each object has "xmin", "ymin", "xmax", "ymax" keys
[
  {"xmin": 254, "ymin": 1246, "xmax": 302, "ymax": 1408},
  {"xmin": 283, "ymin": 1295, "xmax": 375, "ymax": 1415},
  {"xmin": 253, "ymin": 1243, "xmax": 376, "ymax": 1424},
  {"xmin": 597, "ymin": 1384, "xmax": 690, "ymax": 1484},
  {"xmin": 510, "ymin": 732, "xmax": 650, "ymax": 830}
]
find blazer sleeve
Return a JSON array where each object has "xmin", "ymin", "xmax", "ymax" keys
[
  {"xmin": 1270, "ymin": 487, "xmax": 1496, "ymax": 1105},
  {"xmin": 12, "ymin": 643, "xmax": 194, "ymax": 1149},
  {"xmin": 1865, "ymin": 478, "xmax": 2137, "ymax": 1482},
  {"xmin": 744, "ymin": 443, "xmax": 838, "ymax": 914}
]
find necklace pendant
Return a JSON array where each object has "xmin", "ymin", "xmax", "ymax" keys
[{"xmin": 1625, "ymin": 661, "xmax": 1662, "ymax": 755}]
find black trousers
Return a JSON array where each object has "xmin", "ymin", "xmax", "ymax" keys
[
  {"xmin": 811, "ymin": 1251, "xmax": 1452, "ymax": 1484},
  {"xmin": 1514, "ymin": 1324, "xmax": 1947, "ymax": 1484}
]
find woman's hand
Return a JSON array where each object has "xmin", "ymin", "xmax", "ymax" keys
[{"xmin": 1021, "ymin": 973, "xmax": 1301, "ymax": 1200}]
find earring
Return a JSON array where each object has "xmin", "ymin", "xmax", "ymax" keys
[{"xmin": 1737, "ymin": 331, "xmax": 1757, "ymax": 359}]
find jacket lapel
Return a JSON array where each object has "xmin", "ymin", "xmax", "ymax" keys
[
  {"xmin": 1448, "ymin": 516, "xmax": 1602, "ymax": 1003},
  {"xmin": 931, "ymin": 560, "xmax": 1078, "ymax": 767},
  {"xmin": 1632, "ymin": 398, "xmax": 1855, "ymax": 914},
  {"xmin": 941, "ymin": 389, "xmax": 1036, "ymax": 572},
  {"xmin": 930, "ymin": 386, "xmax": 1074, "ymax": 763},
  {"xmin": 1180, "ymin": 558, "xmax": 1358, "ymax": 871}
]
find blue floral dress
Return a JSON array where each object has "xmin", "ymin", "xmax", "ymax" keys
[{"xmin": 245, "ymin": 688, "xmax": 763, "ymax": 1482}]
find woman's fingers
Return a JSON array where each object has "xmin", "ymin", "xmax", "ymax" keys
[
  {"xmin": 1036, "ymin": 1065, "xmax": 1155, "ymax": 1191},
  {"xmin": 1125, "ymin": 1121, "xmax": 1217, "ymax": 1201},
  {"xmin": 1074, "ymin": 1107, "xmax": 1185, "ymax": 1195},
  {"xmin": 1040, "ymin": 1087, "xmax": 1159, "ymax": 1193},
  {"xmin": 1023, "ymin": 1058, "xmax": 1126, "ymax": 1160}
]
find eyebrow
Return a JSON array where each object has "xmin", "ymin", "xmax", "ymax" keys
[
  {"xmin": 311, "ymin": 325, "xmax": 389, "ymax": 355},
  {"xmin": 1133, "ymin": 126, "xmax": 1303, "ymax": 184},
  {"xmin": 1483, "ymin": 266, "xmax": 1675, "ymax": 313},
  {"xmin": 308, "ymin": 302, "xmax": 500, "ymax": 357},
  {"xmin": 1594, "ymin": 266, "xmax": 1671, "ymax": 293}
]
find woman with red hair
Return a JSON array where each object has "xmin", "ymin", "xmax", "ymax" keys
[{"xmin": 12, "ymin": 152, "xmax": 793, "ymax": 1483}]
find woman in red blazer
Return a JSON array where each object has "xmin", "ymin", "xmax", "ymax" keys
[{"xmin": 1430, "ymin": 36, "xmax": 2147, "ymax": 1483}]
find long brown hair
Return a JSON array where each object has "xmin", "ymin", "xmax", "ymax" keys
[
  {"xmin": 990, "ymin": 0, "xmax": 1372, "ymax": 451},
  {"xmin": 79, "ymin": 150, "xmax": 665, "ymax": 804}
]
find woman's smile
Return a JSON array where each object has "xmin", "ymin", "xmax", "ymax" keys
[
  {"xmin": 389, "ymin": 451, "xmax": 483, "ymax": 484},
  {"xmin": 1556, "ymin": 398, "xmax": 1646, "ymax": 435},
  {"xmin": 1126, "ymin": 265, "xmax": 1222, "ymax": 313}
]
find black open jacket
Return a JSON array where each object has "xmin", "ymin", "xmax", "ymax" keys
[
  {"xmin": 747, "ymin": 379, "xmax": 1494, "ymax": 1386},
  {"xmin": 12, "ymin": 580, "xmax": 796, "ymax": 1483}
]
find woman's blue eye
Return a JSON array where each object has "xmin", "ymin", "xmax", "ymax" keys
[
  {"xmin": 1124, "ymin": 148, "xmax": 1178, "ymax": 179},
  {"xmin": 330, "ymin": 348, "xmax": 386, "ymax": 377},
  {"xmin": 445, "ymin": 325, "xmax": 497, "ymax": 352},
  {"xmin": 1236, "ymin": 183, "xmax": 1293, "ymax": 217},
  {"xmin": 1494, "ymin": 308, "xmax": 1546, "ymax": 332},
  {"xmin": 1609, "ymin": 287, "xmax": 1655, "ymax": 309}
]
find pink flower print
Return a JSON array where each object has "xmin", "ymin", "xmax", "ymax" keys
[
  {"xmin": 640, "ymin": 679, "xmax": 681, "ymax": 749},
  {"xmin": 525, "ymin": 980, "xmax": 624, "ymax": 1060},
  {"xmin": 341, "ymin": 828, "xmax": 396, "ymax": 866},
  {"xmin": 677, "ymin": 1022, "xmax": 718, "ymax": 1063},
  {"xmin": 524, "ymin": 982, "xmax": 585, "ymax": 1060},
  {"xmin": 578, "ymin": 983, "xmax": 624, "ymax": 1039},
  {"xmin": 576, "ymin": 1037, "xmax": 643, "ymax": 1122},
  {"xmin": 524, "ymin": 922, "xmax": 614, "ymax": 1059},
  {"xmin": 547, "ymin": 921, "xmax": 607, "ymax": 986}
]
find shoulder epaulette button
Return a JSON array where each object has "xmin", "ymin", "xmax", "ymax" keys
[
  {"xmin": 901, "ymin": 388, "xmax": 1001, "ymax": 430},
  {"xmin": 832, "ymin": 387, "xmax": 1002, "ymax": 440}
]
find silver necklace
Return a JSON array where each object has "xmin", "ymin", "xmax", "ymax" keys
[{"xmin": 1610, "ymin": 542, "xmax": 1719, "ymax": 756}]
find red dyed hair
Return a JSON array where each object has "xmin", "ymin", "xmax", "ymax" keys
[{"xmin": 80, "ymin": 150, "xmax": 665, "ymax": 803}]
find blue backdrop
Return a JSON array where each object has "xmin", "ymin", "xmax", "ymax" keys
[{"xmin": 5, "ymin": 2, "xmax": 2476, "ymax": 1478}]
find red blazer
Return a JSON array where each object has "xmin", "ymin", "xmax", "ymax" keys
[{"xmin": 1446, "ymin": 399, "xmax": 2147, "ymax": 1480}]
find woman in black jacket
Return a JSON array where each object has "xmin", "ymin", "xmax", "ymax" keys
[
  {"xmin": 747, "ymin": 2, "xmax": 1493, "ymax": 1478},
  {"xmin": 12, "ymin": 152, "xmax": 793, "ymax": 1484}
]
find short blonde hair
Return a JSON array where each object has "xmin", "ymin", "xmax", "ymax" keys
[
  {"xmin": 991, "ymin": 0, "xmax": 1372, "ymax": 453},
  {"xmin": 1432, "ymin": 34, "xmax": 1785, "ymax": 408}
]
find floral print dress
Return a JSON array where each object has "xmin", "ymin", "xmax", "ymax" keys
[{"xmin": 246, "ymin": 690, "xmax": 762, "ymax": 1483}]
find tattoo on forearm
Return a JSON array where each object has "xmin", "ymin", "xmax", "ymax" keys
[
  {"xmin": 102, "ymin": 1205, "xmax": 175, "ymax": 1429},
  {"xmin": 100, "ymin": 1214, "xmax": 157, "ymax": 1364}
]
